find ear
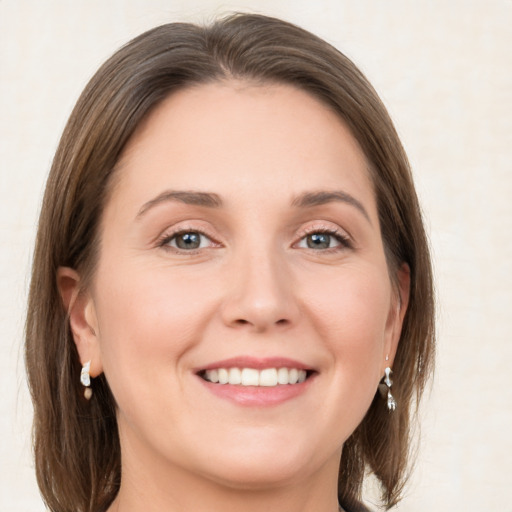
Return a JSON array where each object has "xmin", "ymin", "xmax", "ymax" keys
[
  {"xmin": 383, "ymin": 263, "xmax": 410, "ymax": 369},
  {"xmin": 57, "ymin": 267, "xmax": 103, "ymax": 378}
]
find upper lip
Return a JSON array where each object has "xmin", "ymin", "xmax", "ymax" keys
[{"xmin": 195, "ymin": 356, "xmax": 314, "ymax": 372}]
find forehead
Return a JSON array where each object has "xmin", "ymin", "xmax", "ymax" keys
[{"xmin": 112, "ymin": 81, "xmax": 376, "ymax": 217}]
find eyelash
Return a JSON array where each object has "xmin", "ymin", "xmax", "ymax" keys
[{"xmin": 156, "ymin": 226, "xmax": 353, "ymax": 253}]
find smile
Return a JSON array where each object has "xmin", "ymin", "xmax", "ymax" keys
[
  {"xmin": 201, "ymin": 367, "xmax": 309, "ymax": 387},
  {"xmin": 195, "ymin": 357, "xmax": 316, "ymax": 406}
]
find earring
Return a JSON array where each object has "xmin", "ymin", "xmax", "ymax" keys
[
  {"xmin": 80, "ymin": 360, "xmax": 93, "ymax": 400},
  {"xmin": 379, "ymin": 366, "xmax": 397, "ymax": 411}
]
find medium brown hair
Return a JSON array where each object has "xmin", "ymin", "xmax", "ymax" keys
[{"xmin": 25, "ymin": 13, "xmax": 434, "ymax": 512}]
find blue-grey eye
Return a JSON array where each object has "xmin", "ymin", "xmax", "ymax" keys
[
  {"xmin": 307, "ymin": 233, "xmax": 331, "ymax": 249},
  {"xmin": 297, "ymin": 232, "xmax": 343, "ymax": 250},
  {"xmin": 171, "ymin": 232, "xmax": 206, "ymax": 250}
]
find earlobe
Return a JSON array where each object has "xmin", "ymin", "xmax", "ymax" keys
[{"xmin": 57, "ymin": 267, "xmax": 103, "ymax": 378}]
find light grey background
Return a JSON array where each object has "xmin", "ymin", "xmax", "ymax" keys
[{"xmin": 1, "ymin": 1, "xmax": 511, "ymax": 510}]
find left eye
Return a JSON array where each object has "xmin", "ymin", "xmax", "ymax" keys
[
  {"xmin": 297, "ymin": 232, "xmax": 343, "ymax": 250},
  {"xmin": 164, "ymin": 231, "xmax": 211, "ymax": 250}
]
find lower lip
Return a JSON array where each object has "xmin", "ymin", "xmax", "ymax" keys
[{"xmin": 197, "ymin": 376, "xmax": 315, "ymax": 407}]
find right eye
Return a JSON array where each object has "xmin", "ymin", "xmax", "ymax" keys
[{"xmin": 160, "ymin": 231, "xmax": 213, "ymax": 251}]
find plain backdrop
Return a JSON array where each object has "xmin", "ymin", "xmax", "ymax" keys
[{"xmin": 1, "ymin": 1, "xmax": 511, "ymax": 511}]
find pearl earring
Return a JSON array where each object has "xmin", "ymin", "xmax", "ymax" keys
[{"xmin": 80, "ymin": 360, "xmax": 93, "ymax": 400}]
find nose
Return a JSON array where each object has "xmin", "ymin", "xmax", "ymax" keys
[{"xmin": 220, "ymin": 248, "xmax": 300, "ymax": 333}]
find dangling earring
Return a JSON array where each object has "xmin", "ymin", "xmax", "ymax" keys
[
  {"xmin": 379, "ymin": 366, "xmax": 397, "ymax": 411},
  {"xmin": 80, "ymin": 360, "xmax": 93, "ymax": 400}
]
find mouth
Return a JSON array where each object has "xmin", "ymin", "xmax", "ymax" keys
[
  {"xmin": 194, "ymin": 357, "xmax": 317, "ymax": 406},
  {"xmin": 198, "ymin": 367, "xmax": 314, "ymax": 387}
]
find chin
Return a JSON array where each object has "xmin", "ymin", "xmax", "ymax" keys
[
  {"xmin": 195, "ymin": 436, "xmax": 326, "ymax": 490},
  {"xmin": 205, "ymin": 459, "xmax": 308, "ymax": 491}
]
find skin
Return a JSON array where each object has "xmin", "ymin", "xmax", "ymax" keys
[{"xmin": 59, "ymin": 82, "xmax": 409, "ymax": 512}]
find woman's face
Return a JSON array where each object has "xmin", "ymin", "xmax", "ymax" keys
[{"xmin": 77, "ymin": 82, "xmax": 406, "ymax": 488}]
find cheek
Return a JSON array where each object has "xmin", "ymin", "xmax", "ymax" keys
[
  {"xmin": 305, "ymin": 264, "xmax": 391, "ymax": 372},
  {"xmin": 91, "ymin": 261, "xmax": 217, "ymax": 391},
  {"xmin": 287, "ymin": 264, "xmax": 393, "ymax": 444}
]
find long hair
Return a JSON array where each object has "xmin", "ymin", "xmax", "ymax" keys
[{"xmin": 25, "ymin": 13, "xmax": 435, "ymax": 512}]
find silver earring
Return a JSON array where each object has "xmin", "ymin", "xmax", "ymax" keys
[
  {"xmin": 80, "ymin": 360, "xmax": 93, "ymax": 400},
  {"xmin": 379, "ymin": 366, "xmax": 397, "ymax": 411}
]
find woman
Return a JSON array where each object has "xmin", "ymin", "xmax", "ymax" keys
[{"xmin": 25, "ymin": 13, "xmax": 434, "ymax": 512}]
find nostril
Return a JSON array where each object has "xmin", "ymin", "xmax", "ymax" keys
[{"xmin": 231, "ymin": 317, "xmax": 290, "ymax": 330}]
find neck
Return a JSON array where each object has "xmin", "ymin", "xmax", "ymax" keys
[{"xmin": 109, "ymin": 480, "xmax": 341, "ymax": 512}]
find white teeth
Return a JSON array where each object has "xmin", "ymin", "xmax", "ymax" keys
[
  {"xmin": 277, "ymin": 367, "xmax": 289, "ymax": 384},
  {"xmin": 228, "ymin": 367, "xmax": 242, "ymax": 385},
  {"xmin": 259, "ymin": 368, "xmax": 278, "ymax": 387},
  {"xmin": 207, "ymin": 369, "xmax": 219, "ymax": 383},
  {"xmin": 241, "ymin": 368, "xmax": 259, "ymax": 386},
  {"xmin": 218, "ymin": 368, "xmax": 229, "ymax": 384},
  {"xmin": 203, "ymin": 367, "xmax": 309, "ymax": 387}
]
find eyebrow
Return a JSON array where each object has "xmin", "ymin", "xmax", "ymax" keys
[
  {"xmin": 136, "ymin": 188, "xmax": 371, "ymax": 224},
  {"xmin": 136, "ymin": 190, "xmax": 222, "ymax": 218},
  {"xmin": 292, "ymin": 190, "xmax": 371, "ymax": 224}
]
